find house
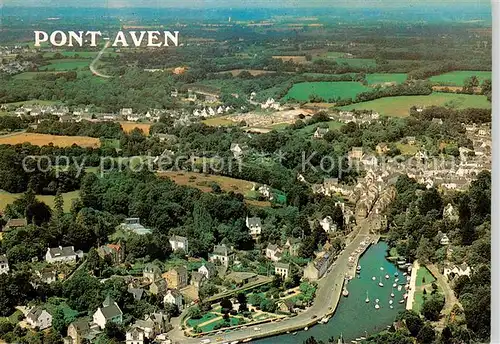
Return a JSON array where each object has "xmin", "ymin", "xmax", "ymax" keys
[
  {"xmin": 126, "ymin": 327, "xmax": 145, "ymax": 344},
  {"xmin": 120, "ymin": 108, "xmax": 133, "ymax": 117},
  {"xmin": 3, "ymin": 218, "xmax": 27, "ymax": 231},
  {"xmin": 128, "ymin": 287, "xmax": 145, "ymax": 301},
  {"xmin": 406, "ymin": 136, "xmax": 416, "ymax": 145},
  {"xmin": 304, "ymin": 250, "xmax": 335, "ymax": 281},
  {"xmin": 37, "ymin": 268, "xmax": 57, "ymax": 284},
  {"xmin": 246, "ymin": 216, "xmax": 262, "ymax": 240},
  {"xmin": 376, "ymin": 143, "xmax": 389, "ymax": 155},
  {"xmin": 133, "ymin": 311, "xmax": 172, "ymax": 339},
  {"xmin": 66, "ymin": 319, "xmax": 90, "ymax": 344},
  {"xmin": 284, "ymin": 237, "xmax": 301, "ymax": 257},
  {"xmin": 258, "ymin": 184, "xmax": 272, "ymax": 199},
  {"xmin": 92, "ymin": 296, "xmax": 123, "ymax": 329},
  {"xmin": 443, "ymin": 263, "xmax": 471, "ymax": 281},
  {"xmin": 431, "ymin": 118, "xmax": 443, "ymax": 125},
  {"xmin": 162, "ymin": 266, "xmax": 188, "ymax": 289},
  {"xmin": 230, "ymin": 143, "xmax": 247, "ymax": 159},
  {"xmin": 198, "ymin": 262, "xmax": 216, "ymax": 280},
  {"xmin": 26, "ymin": 307, "xmax": 52, "ymax": 330},
  {"xmin": 277, "ymin": 299, "xmax": 295, "ymax": 313},
  {"xmin": 440, "ymin": 234, "xmax": 450, "ymax": 245},
  {"xmin": 119, "ymin": 218, "xmax": 152, "ymax": 235},
  {"xmin": 149, "ymin": 279, "xmax": 168, "ymax": 296},
  {"xmin": 0, "ymin": 255, "xmax": 9, "ymax": 274},
  {"xmin": 265, "ymin": 244, "xmax": 283, "ymax": 262},
  {"xmin": 313, "ymin": 127, "xmax": 329, "ymax": 139},
  {"xmin": 443, "ymin": 203, "xmax": 458, "ymax": 221},
  {"xmin": 190, "ymin": 271, "xmax": 207, "ymax": 289},
  {"xmin": 414, "ymin": 150, "xmax": 429, "ymax": 162},
  {"xmin": 169, "ymin": 235, "xmax": 188, "ymax": 253},
  {"xmin": 163, "ymin": 290, "xmax": 183, "ymax": 310},
  {"xmin": 97, "ymin": 242, "xmax": 125, "ymax": 264},
  {"xmin": 348, "ymin": 147, "xmax": 363, "ymax": 160},
  {"xmin": 319, "ymin": 216, "xmax": 336, "ymax": 233},
  {"xmin": 274, "ymin": 262, "xmax": 290, "ymax": 280},
  {"xmin": 361, "ymin": 154, "xmax": 378, "ymax": 167},
  {"xmin": 208, "ymin": 244, "xmax": 234, "ymax": 267},
  {"xmin": 45, "ymin": 246, "xmax": 81, "ymax": 264},
  {"xmin": 143, "ymin": 263, "xmax": 162, "ymax": 283}
]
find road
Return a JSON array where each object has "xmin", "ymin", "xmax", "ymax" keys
[
  {"xmin": 89, "ymin": 40, "xmax": 112, "ymax": 78},
  {"xmin": 168, "ymin": 214, "xmax": 378, "ymax": 344}
]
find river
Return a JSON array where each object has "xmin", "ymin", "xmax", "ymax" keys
[{"xmin": 253, "ymin": 242, "xmax": 407, "ymax": 343}]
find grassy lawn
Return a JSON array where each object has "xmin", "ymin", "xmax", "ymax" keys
[
  {"xmin": 187, "ymin": 312, "xmax": 219, "ymax": 328},
  {"xmin": 284, "ymin": 81, "xmax": 371, "ymax": 101},
  {"xmin": 340, "ymin": 93, "xmax": 491, "ymax": 117},
  {"xmin": 336, "ymin": 58, "xmax": 376, "ymax": 67},
  {"xmin": 413, "ymin": 266, "xmax": 439, "ymax": 313},
  {"xmin": 366, "ymin": 73, "xmax": 407, "ymax": 85},
  {"xmin": 0, "ymin": 190, "xmax": 79, "ymax": 212},
  {"xmin": 397, "ymin": 143, "xmax": 419, "ymax": 155},
  {"xmin": 39, "ymin": 59, "xmax": 90, "ymax": 71},
  {"xmin": 416, "ymin": 266, "xmax": 436, "ymax": 287},
  {"xmin": 429, "ymin": 71, "xmax": 491, "ymax": 86},
  {"xmin": 199, "ymin": 317, "xmax": 241, "ymax": 332},
  {"xmin": 0, "ymin": 310, "xmax": 23, "ymax": 324}
]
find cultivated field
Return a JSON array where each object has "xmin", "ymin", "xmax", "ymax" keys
[
  {"xmin": 0, "ymin": 190, "xmax": 79, "ymax": 212},
  {"xmin": 119, "ymin": 122, "xmax": 151, "ymax": 135},
  {"xmin": 39, "ymin": 59, "xmax": 90, "ymax": 71},
  {"xmin": 0, "ymin": 133, "xmax": 100, "ymax": 148},
  {"xmin": 341, "ymin": 93, "xmax": 491, "ymax": 117},
  {"xmin": 158, "ymin": 171, "xmax": 271, "ymax": 207},
  {"xmin": 272, "ymin": 55, "xmax": 308, "ymax": 64},
  {"xmin": 429, "ymin": 71, "xmax": 491, "ymax": 86},
  {"xmin": 366, "ymin": 73, "xmax": 407, "ymax": 85},
  {"xmin": 284, "ymin": 81, "xmax": 371, "ymax": 101},
  {"xmin": 336, "ymin": 58, "xmax": 376, "ymax": 67}
]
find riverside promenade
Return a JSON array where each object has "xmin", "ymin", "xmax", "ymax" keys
[
  {"xmin": 168, "ymin": 215, "xmax": 380, "ymax": 344},
  {"xmin": 406, "ymin": 260, "xmax": 419, "ymax": 310}
]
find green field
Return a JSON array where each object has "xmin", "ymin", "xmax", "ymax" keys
[
  {"xmin": 341, "ymin": 93, "xmax": 491, "ymax": 117},
  {"xmin": 0, "ymin": 190, "xmax": 79, "ymax": 212},
  {"xmin": 299, "ymin": 121, "xmax": 344, "ymax": 135},
  {"xmin": 366, "ymin": 73, "xmax": 407, "ymax": 85},
  {"xmin": 39, "ymin": 59, "xmax": 90, "ymax": 71},
  {"xmin": 284, "ymin": 82, "xmax": 371, "ymax": 101},
  {"xmin": 336, "ymin": 58, "xmax": 377, "ymax": 67},
  {"xmin": 429, "ymin": 71, "xmax": 492, "ymax": 86}
]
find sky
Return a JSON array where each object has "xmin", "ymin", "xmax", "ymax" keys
[{"xmin": 1, "ymin": 0, "xmax": 492, "ymax": 8}]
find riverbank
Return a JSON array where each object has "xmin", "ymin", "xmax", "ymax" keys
[{"xmin": 406, "ymin": 260, "xmax": 419, "ymax": 310}]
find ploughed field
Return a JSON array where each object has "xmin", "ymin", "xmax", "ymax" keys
[{"xmin": 0, "ymin": 132, "xmax": 100, "ymax": 148}]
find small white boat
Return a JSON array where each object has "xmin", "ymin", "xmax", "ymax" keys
[
  {"xmin": 397, "ymin": 285, "xmax": 403, "ymax": 291},
  {"xmin": 403, "ymin": 272, "xmax": 407, "ymax": 276},
  {"xmin": 395, "ymin": 278, "xmax": 399, "ymax": 282},
  {"xmin": 394, "ymin": 272, "xmax": 399, "ymax": 277},
  {"xmin": 399, "ymin": 299, "xmax": 405, "ymax": 304},
  {"xmin": 343, "ymin": 289, "xmax": 349, "ymax": 297},
  {"xmin": 392, "ymin": 283, "xmax": 397, "ymax": 288},
  {"xmin": 390, "ymin": 305, "xmax": 394, "ymax": 309},
  {"xmin": 321, "ymin": 316, "xmax": 331, "ymax": 324},
  {"xmin": 379, "ymin": 277, "xmax": 384, "ymax": 287},
  {"xmin": 360, "ymin": 337, "xmax": 366, "ymax": 340},
  {"xmin": 391, "ymin": 292, "xmax": 395, "ymax": 298},
  {"xmin": 357, "ymin": 265, "xmax": 361, "ymax": 270},
  {"xmin": 365, "ymin": 291, "xmax": 370, "ymax": 303},
  {"xmin": 380, "ymin": 267, "xmax": 384, "ymax": 270},
  {"xmin": 404, "ymin": 293, "xmax": 408, "ymax": 299},
  {"xmin": 375, "ymin": 298, "xmax": 380, "ymax": 303},
  {"xmin": 293, "ymin": 332, "xmax": 297, "ymax": 335},
  {"xmin": 385, "ymin": 274, "xmax": 390, "ymax": 279},
  {"xmin": 389, "ymin": 299, "xmax": 393, "ymax": 304},
  {"xmin": 242, "ymin": 339, "xmax": 252, "ymax": 343},
  {"xmin": 372, "ymin": 276, "xmax": 376, "ymax": 281},
  {"xmin": 375, "ymin": 304, "xmax": 380, "ymax": 309},
  {"xmin": 304, "ymin": 327, "xmax": 309, "ymax": 331}
]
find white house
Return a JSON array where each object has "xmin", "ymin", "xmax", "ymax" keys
[
  {"xmin": 246, "ymin": 216, "xmax": 262, "ymax": 240},
  {"xmin": 319, "ymin": 216, "xmax": 336, "ymax": 233},
  {"xmin": 45, "ymin": 246, "xmax": 81, "ymax": 264},
  {"xmin": 0, "ymin": 255, "xmax": 9, "ymax": 274},
  {"xmin": 198, "ymin": 262, "xmax": 216, "ymax": 280},
  {"xmin": 163, "ymin": 290, "xmax": 183, "ymax": 310},
  {"xmin": 93, "ymin": 296, "xmax": 123, "ymax": 329},
  {"xmin": 258, "ymin": 185, "xmax": 272, "ymax": 199},
  {"xmin": 274, "ymin": 262, "xmax": 290, "ymax": 280},
  {"xmin": 265, "ymin": 244, "xmax": 282, "ymax": 262},
  {"xmin": 126, "ymin": 327, "xmax": 145, "ymax": 344},
  {"xmin": 443, "ymin": 263, "xmax": 471, "ymax": 281},
  {"xmin": 208, "ymin": 244, "xmax": 234, "ymax": 267},
  {"xmin": 26, "ymin": 307, "xmax": 52, "ymax": 330},
  {"xmin": 169, "ymin": 235, "xmax": 188, "ymax": 253},
  {"xmin": 440, "ymin": 234, "xmax": 450, "ymax": 245}
]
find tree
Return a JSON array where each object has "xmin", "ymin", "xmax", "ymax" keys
[
  {"xmin": 421, "ymin": 294, "xmax": 445, "ymax": 321},
  {"xmin": 236, "ymin": 293, "xmax": 248, "ymax": 313},
  {"xmin": 220, "ymin": 298, "xmax": 233, "ymax": 314},
  {"xmin": 462, "ymin": 75, "xmax": 479, "ymax": 94},
  {"xmin": 260, "ymin": 298, "xmax": 277, "ymax": 313},
  {"xmin": 398, "ymin": 310, "xmax": 423, "ymax": 336},
  {"xmin": 416, "ymin": 237, "xmax": 434, "ymax": 264},
  {"xmin": 416, "ymin": 323, "xmax": 435, "ymax": 343},
  {"xmin": 51, "ymin": 309, "xmax": 67, "ymax": 336},
  {"xmin": 104, "ymin": 322, "xmax": 125, "ymax": 342},
  {"xmin": 187, "ymin": 306, "xmax": 202, "ymax": 319}
]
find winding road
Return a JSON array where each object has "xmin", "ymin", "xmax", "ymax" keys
[
  {"xmin": 168, "ymin": 214, "xmax": 379, "ymax": 344},
  {"xmin": 89, "ymin": 40, "xmax": 112, "ymax": 78}
]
